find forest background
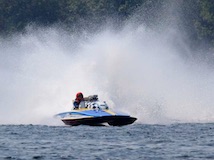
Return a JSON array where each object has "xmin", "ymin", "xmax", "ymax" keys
[{"xmin": 0, "ymin": 0, "xmax": 214, "ymax": 62}]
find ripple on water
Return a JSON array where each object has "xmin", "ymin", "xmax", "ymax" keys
[{"xmin": 0, "ymin": 123, "xmax": 214, "ymax": 159}]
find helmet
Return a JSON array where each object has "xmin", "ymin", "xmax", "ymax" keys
[{"xmin": 76, "ymin": 92, "xmax": 83, "ymax": 100}]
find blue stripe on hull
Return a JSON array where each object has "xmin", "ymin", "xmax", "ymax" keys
[{"xmin": 56, "ymin": 109, "xmax": 129, "ymax": 118}]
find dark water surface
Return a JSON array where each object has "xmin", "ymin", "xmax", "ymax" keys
[{"xmin": 0, "ymin": 123, "xmax": 213, "ymax": 160}]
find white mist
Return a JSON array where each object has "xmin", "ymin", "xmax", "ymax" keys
[{"xmin": 0, "ymin": 25, "xmax": 214, "ymax": 125}]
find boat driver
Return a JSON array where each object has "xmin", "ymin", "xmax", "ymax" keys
[{"xmin": 73, "ymin": 92, "xmax": 84, "ymax": 109}]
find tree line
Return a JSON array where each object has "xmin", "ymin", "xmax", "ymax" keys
[{"xmin": 0, "ymin": 0, "xmax": 214, "ymax": 53}]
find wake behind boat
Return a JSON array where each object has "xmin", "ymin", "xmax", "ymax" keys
[{"xmin": 55, "ymin": 95, "xmax": 137, "ymax": 126}]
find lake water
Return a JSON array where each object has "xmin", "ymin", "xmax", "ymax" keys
[{"xmin": 0, "ymin": 123, "xmax": 213, "ymax": 159}]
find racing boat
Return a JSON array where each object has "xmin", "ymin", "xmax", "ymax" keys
[{"xmin": 55, "ymin": 95, "xmax": 137, "ymax": 126}]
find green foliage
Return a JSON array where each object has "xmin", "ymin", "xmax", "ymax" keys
[
  {"xmin": 195, "ymin": 0, "xmax": 214, "ymax": 48},
  {"xmin": 0, "ymin": 0, "xmax": 61, "ymax": 34},
  {"xmin": 0, "ymin": 0, "xmax": 214, "ymax": 51}
]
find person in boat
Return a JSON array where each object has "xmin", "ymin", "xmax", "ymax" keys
[
  {"xmin": 73, "ymin": 92, "xmax": 98, "ymax": 109},
  {"xmin": 73, "ymin": 92, "xmax": 84, "ymax": 109}
]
